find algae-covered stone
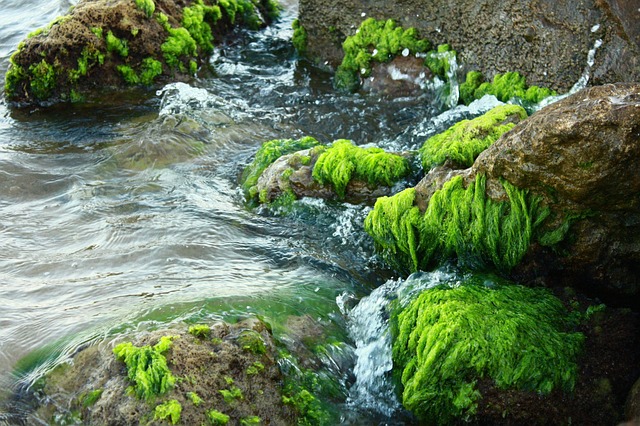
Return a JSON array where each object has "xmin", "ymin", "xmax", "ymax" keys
[
  {"xmin": 244, "ymin": 137, "xmax": 412, "ymax": 206},
  {"xmin": 4, "ymin": 0, "xmax": 280, "ymax": 106},
  {"xmin": 365, "ymin": 173, "xmax": 548, "ymax": 274},
  {"xmin": 391, "ymin": 280, "xmax": 584, "ymax": 424},
  {"xmin": 28, "ymin": 318, "xmax": 296, "ymax": 425},
  {"xmin": 334, "ymin": 18, "xmax": 431, "ymax": 92}
]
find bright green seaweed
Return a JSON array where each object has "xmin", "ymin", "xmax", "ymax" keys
[
  {"xmin": 391, "ymin": 281, "xmax": 584, "ymax": 423},
  {"xmin": 292, "ymin": 19, "xmax": 307, "ymax": 55},
  {"xmin": 312, "ymin": 139, "xmax": 410, "ymax": 199},
  {"xmin": 460, "ymin": 71, "xmax": 556, "ymax": 105},
  {"xmin": 335, "ymin": 18, "xmax": 431, "ymax": 92},
  {"xmin": 364, "ymin": 174, "xmax": 549, "ymax": 273},
  {"xmin": 112, "ymin": 336, "xmax": 176, "ymax": 400},
  {"xmin": 419, "ymin": 105, "xmax": 527, "ymax": 170},
  {"xmin": 154, "ymin": 399, "xmax": 182, "ymax": 424}
]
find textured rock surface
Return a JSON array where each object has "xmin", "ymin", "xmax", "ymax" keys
[
  {"xmin": 416, "ymin": 83, "xmax": 640, "ymax": 304},
  {"xmin": 298, "ymin": 0, "xmax": 640, "ymax": 92}
]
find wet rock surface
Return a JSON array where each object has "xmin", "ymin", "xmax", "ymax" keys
[
  {"xmin": 30, "ymin": 318, "xmax": 296, "ymax": 425},
  {"xmin": 298, "ymin": 0, "xmax": 640, "ymax": 92},
  {"xmin": 415, "ymin": 83, "xmax": 640, "ymax": 305}
]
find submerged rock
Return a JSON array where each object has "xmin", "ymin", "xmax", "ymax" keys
[
  {"xmin": 298, "ymin": 0, "xmax": 640, "ymax": 92},
  {"xmin": 4, "ymin": 0, "xmax": 279, "ymax": 106},
  {"xmin": 30, "ymin": 318, "xmax": 297, "ymax": 425}
]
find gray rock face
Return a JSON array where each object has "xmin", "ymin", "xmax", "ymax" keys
[
  {"xmin": 299, "ymin": 0, "xmax": 640, "ymax": 92},
  {"xmin": 415, "ymin": 83, "xmax": 640, "ymax": 304}
]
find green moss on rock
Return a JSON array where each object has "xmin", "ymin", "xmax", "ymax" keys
[
  {"xmin": 424, "ymin": 43, "xmax": 457, "ymax": 79},
  {"xmin": 188, "ymin": 323, "xmax": 211, "ymax": 338},
  {"xmin": 364, "ymin": 174, "xmax": 549, "ymax": 273},
  {"xmin": 154, "ymin": 399, "xmax": 182, "ymax": 424},
  {"xmin": 312, "ymin": 139, "xmax": 410, "ymax": 199},
  {"xmin": 461, "ymin": 71, "xmax": 556, "ymax": 105},
  {"xmin": 419, "ymin": 105, "xmax": 527, "ymax": 170},
  {"xmin": 391, "ymin": 281, "xmax": 584, "ymax": 423},
  {"xmin": 183, "ymin": 3, "xmax": 221, "ymax": 54},
  {"xmin": 292, "ymin": 19, "xmax": 307, "ymax": 54},
  {"xmin": 241, "ymin": 136, "xmax": 321, "ymax": 199},
  {"xmin": 106, "ymin": 31, "xmax": 129, "ymax": 57},
  {"xmin": 29, "ymin": 59, "xmax": 56, "ymax": 100},
  {"xmin": 135, "ymin": 0, "xmax": 156, "ymax": 18},
  {"xmin": 335, "ymin": 18, "xmax": 431, "ymax": 92},
  {"xmin": 236, "ymin": 330, "xmax": 266, "ymax": 355},
  {"xmin": 208, "ymin": 409, "xmax": 231, "ymax": 425},
  {"xmin": 113, "ymin": 335, "xmax": 177, "ymax": 400}
]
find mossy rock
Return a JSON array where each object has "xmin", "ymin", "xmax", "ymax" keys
[
  {"xmin": 335, "ymin": 18, "xmax": 431, "ymax": 92},
  {"xmin": 391, "ymin": 279, "xmax": 584, "ymax": 424},
  {"xmin": 244, "ymin": 137, "xmax": 413, "ymax": 207},
  {"xmin": 365, "ymin": 173, "xmax": 549, "ymax": 274},
  {"xmin": 28, "ymin": 318, "xmax": 297, "ymax": 425},
  {"xmin": 459, "ymin": 70, "xmax": 556, "ymax": 105},
  {"xmin": 4, "ymin": 0, "xmax": 280, "ymax": 106}
]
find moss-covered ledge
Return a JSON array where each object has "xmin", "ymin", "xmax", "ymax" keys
[{"xmin": 4, "ymin": 0, "xmax": 280, "ymax": 106}]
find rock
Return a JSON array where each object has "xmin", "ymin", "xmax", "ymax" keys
[
  {"xmin": 246, "ymin": 138, "xmax": 414, "ymax": 206},
  {"xmin": 298, "ymin": 0, "xmax": 640, "ymax": 92},
  {"xmin": 29, "ymin": 319, "xmax": 296, "ymax": 425},
  {"xmin": 4, "ymin": 0, "xmax": 279, "ymax": 106},
  {"xmin": 411, "ymin": 83, "xmax": 640, "ymax": 305},
  {"xmin": 474, "ymin": 83, "xmax": 640, "ymax": 304}
]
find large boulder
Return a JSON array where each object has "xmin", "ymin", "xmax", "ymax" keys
[
  {"xmin": 4, "ymin": 0, "xmax": 279, "ymax": 106},
  {"xmin": 298, "ymin": 0, "xmax": 640, "ymax": 92},
  {"xmin": 414, "ymin": 83, "xmax": 640, "ymax": 305}
]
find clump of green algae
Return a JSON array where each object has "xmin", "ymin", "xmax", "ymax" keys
[
  {"xmin": 335, "ymin": 18, "xmax": 431, "ymax": 92},
  {"xmin": 459, "ymin": 70, "xmax": 557, "ymax": 105},
  {"xmin": 112, "ymin": 335, "xmax": 176, "ymax": 400},
  {"xmin": 391, "ymin": 280, "xmax": 584, "ymax": 423},
  {"xmin": 419, "ymin": 104, "xmax": 527, "ymax": 170},
  {"xmin": 312, "ymin": 139, "xmax": 410, "ymax": 199},
  {"xmin": 364, "ymin": 174, "xmax": 549, "ymax": 273},
  {"xmin": 154, "ymin": 399, "xmax": 182, "ymax": 424}
]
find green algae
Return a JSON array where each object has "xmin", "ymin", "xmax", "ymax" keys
[
  {"xmin": 241, "ymin": 416, "xmax": 262, "ymax": 425},
  {"xmin": 162, "ymin": 27, "xmax": 198, "ymax": 70},
  {"xmin": 154, "ymin": 399, "xmax": 182, "ymax": 424},
  {"xmin": 241, "ymin": 136, "xmax": 321, "ymax": 200},
  {"xmin": 335, "ymin": 18, "xmax": 431, "ymax": 92},
  {"xmin": 424, "ymin": 43, "xmax": 457, "ymax": 79},
  {"xmin": 183, "ymin": 3, "xmax": 222, "ymax": 54},
  {"xmin": 135, "ymin": 0, "xmax": 155, "ymax": 18},
  {"xmin": 188, "ymin": 323, "xmax": 211, "ymax": 338},
  {"xmin": 364, "ymin": 174, "xmax": 549, "ymax": 273},
  {"xmin": 118, "ymin": 57, "xmax": 163, "ymax": 85},
  {"xmin": 292, "ymin": 19, "xmax": 307, "ymax": 54},
  {"xmin": 236, "ymin": 329, "xmax": 266, "ymax": 354},
  {"xmin": 113, "ymin": 335, "xmax": 176, "ymax": 401},
  {"xmin": 246, "ymin": 361, "xmax": 265, "ymax": 376},
  {"xmin": 208, "ymin": 409, "xmax": 231, "ymax": 425},
  {"xmin": 69, "ymin": 47, "xmax": 105, "ymax": 83},
  {"xmin": 312, "ymin": 139, "xmax": 410, "ymax": 199},
  {"xmin": 391, "ymin": 281, "xmax": 584, "ymax": 423},
  {"xmin": 187, "ymin": 390, "xmax": 203, "ymax": 406},
  {"xmin": 106, "ymin": 31, "xmax": 129, "ymax": 57},
  {"xmin": 29, "ymin": 59, "xmax": 56, "ymax": 100},
  {"xmin": 419, "ymin": 104, "xmax": 527, "ymax": 170},
  {"xmin": 81, "ymin": 389, "xmax": 103, "ymax": 407},
  {"xmin": 461, "ymin": 71, "xmax": 556, "ymax": 104},
  {"xmin": 220, "ymin": 386, "xmax": 244, "ymax": 405}
]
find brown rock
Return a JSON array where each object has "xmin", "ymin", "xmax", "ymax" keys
[{"xmin": 415, "ymin": 83, "xmax": 640, "ymax": 304}]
